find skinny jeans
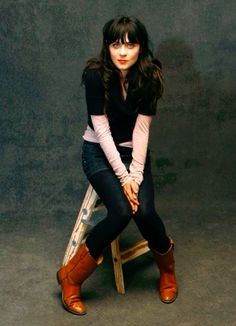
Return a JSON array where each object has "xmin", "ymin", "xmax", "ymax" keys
[{"xmin": 82, "ymin": 140, "xmax": 170, "ymax": 259}]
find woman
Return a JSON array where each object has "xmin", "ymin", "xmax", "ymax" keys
[{"xmin": 57, "ymin": 16, "xmax": 178, "ymax": 315}]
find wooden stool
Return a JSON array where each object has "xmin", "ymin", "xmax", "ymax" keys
[{"xmin": 62, "ymin": 184, "xmax": 150, "ymax": 294}]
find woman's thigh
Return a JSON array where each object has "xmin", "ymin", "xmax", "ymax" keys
[
  {"xmin": 88, "ymin": 168, "xmax": 132, "ymax": 218},
  {"xmin": 137, "ymin": 166, "xmax": 155, "ymax": 214}
]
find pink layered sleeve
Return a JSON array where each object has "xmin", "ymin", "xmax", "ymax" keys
[
  {"xmin": 129, "ymin": 114, "xmax": 152, "ymax": 185},
  {"xmin": 90, "ymin": 115, "xmax": 132, "ymax": 186}
]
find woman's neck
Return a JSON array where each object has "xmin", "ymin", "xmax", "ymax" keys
[
  {"xmin": 120, "ymin": 76, "xmax": 128, "ymax": 100},
  {"xmin": 119, "ymin": 69, "xmax": 128, "ymax": 80}
]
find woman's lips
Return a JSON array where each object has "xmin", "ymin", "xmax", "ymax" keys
[{"xmin": 118, "ymin": 60, "xmax": 128, "ymax": 64}]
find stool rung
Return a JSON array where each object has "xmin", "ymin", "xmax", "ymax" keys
[
  {"xmin": 120, "ymin": 239, "xmax": 149, "ymax": 264},
  {"xmin": 81, "ymin": 218, "xmax": 95, "ymax": 226},
  {"xmin": 92, "ymin": 204, "xmax": 105, "ymax": 212}
]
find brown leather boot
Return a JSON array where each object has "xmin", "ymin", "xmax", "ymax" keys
[
  {"xmin": 57, "ymin": 243, "xmax": 103, "ymax": 315},
  {"xmin": 150, "ymin": 238, "xmax": 178, "ymax": 303}
]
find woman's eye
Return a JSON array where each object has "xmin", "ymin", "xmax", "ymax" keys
[
  {"xmin": 112, "ymin": 43, "xmax": 120, "ymax": 49},
  {"xmin": 127, "ymin": 43, "xmax": 135, "ymax": 49}
]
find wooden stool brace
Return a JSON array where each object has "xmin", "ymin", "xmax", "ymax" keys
[{"xmin": 62, "ymin": 184, "xmax": 150, "ymax": 294}]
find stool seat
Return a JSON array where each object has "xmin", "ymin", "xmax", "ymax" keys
[{"xmin": 62, "ymin": 184, "xmax": 150, "ymax": 294}]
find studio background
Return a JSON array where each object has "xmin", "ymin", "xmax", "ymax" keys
[{"xmin": 0, "ymin": 1, "xmax": 235, "ymax": 326}]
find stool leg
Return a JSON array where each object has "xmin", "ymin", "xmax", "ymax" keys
[
  {"xmin": 63, "ymin": 185, "xmax": 98, "ymax": 265},
  {"xmin": 111, "ymin": 237, "xmax": 125, "ymax": 294}
]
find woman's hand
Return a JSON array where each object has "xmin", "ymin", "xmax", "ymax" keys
[{"xmin": 123, "ymin": 180, "xmax": 139, "ymax": 214}]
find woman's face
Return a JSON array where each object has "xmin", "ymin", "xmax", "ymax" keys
[{"xmin": 109, "ymin": 34, "xmax": 140, "ymax": 77}]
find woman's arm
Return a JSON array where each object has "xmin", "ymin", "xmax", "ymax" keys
[
  {"xmin": 90, "ymin": 115, "xmax": 140, "ymax": 213},
  {"xmin": 90, "ymin": 115, "xmax": 132, "ymax": 186},
  {"xmin": 129, "ymin": 114, "xmax": 153, "ymax": 185},
  {"xmin": 123, "ymin": 114, "xmax": 152, "ymax": 213}
]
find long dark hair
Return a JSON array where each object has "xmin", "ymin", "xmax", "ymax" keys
[{"xmin": 82, "ymin": 16, "xmax": 164, "ymax": 114}]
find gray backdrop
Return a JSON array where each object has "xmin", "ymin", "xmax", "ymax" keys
[
  {"xmin": 1, "ymin": 0, "xmax": 235, "ymax": 215},
  {"xmin": 1, "ymin": 1, "xmax": 236, "ymax": 325}
]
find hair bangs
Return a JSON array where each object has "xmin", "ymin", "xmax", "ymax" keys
[{"xmin": 104, "ymin": 18, "xmax": 141, "ymax": 45}]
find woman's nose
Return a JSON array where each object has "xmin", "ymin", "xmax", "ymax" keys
[{"xmin": 119, "ymin": 45, "xmax": 127, "ymax": 56}]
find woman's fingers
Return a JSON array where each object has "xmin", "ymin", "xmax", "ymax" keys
[
  {"xmin": 132, "ymin": 203, "xmax": 138, "ymax": 214},
  {"xmin": 123, "ymin": 180, "xmax": 140, "ymax": 213},
  {"xmin": 130, "ymin": 181, "xmax": 139, "ymax": 202},
  {"xmin": 126, "ymin": 196, "xmax": 138, "ymax": 214},
  {"xmin": 124, "ymin": 187, "xmax": 138, "ymax": 205},
  {"xmin": 123, "ymin": 181, "xmax": 139, "ymax": 214},
  {"xmin": 130, "ymin": 180, "xmax": 139, "ymax": 194}
]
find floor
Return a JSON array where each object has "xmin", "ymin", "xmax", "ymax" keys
[{"xmin": 1, "ymin": 191, "xmax": 235, "ymax": 326}]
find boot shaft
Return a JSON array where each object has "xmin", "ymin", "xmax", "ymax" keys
[
  {"xmin": 58, "ymin": 244, "xmax": 98, "ymax": 285},
  {"xmin": 150, "ymin": 238, "xmax": 175, "ymax": 272}
]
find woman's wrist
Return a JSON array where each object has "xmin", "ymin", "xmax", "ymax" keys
[
  {"xmin": 121, "ymin": 175, "xmax": 142, "ymax": 187},
  {"xmin": 128, "ymin": 172, "xmax": 143, "ymax": 186},
  {"xmin": 120, "ymin": 175, "xmax": 133, "ymax": 187}
]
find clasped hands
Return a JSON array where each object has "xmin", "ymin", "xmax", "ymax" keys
[{"xmin": 123, "ymin": 179, "xmax": 139, "ymax": 214}]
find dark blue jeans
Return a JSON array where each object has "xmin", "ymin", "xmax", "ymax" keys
[{"xmin": 82, "ymin": 141, "xmax": 170, "ymax": 258}]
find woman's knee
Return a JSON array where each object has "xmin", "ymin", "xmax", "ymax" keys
[
  {"xmin": 108, "ymin": 200, "xmax": 132, "ymax": 225},
  {"xmin": 136, "ymin": 202, "xmax": 155, "ymax": 218}
]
